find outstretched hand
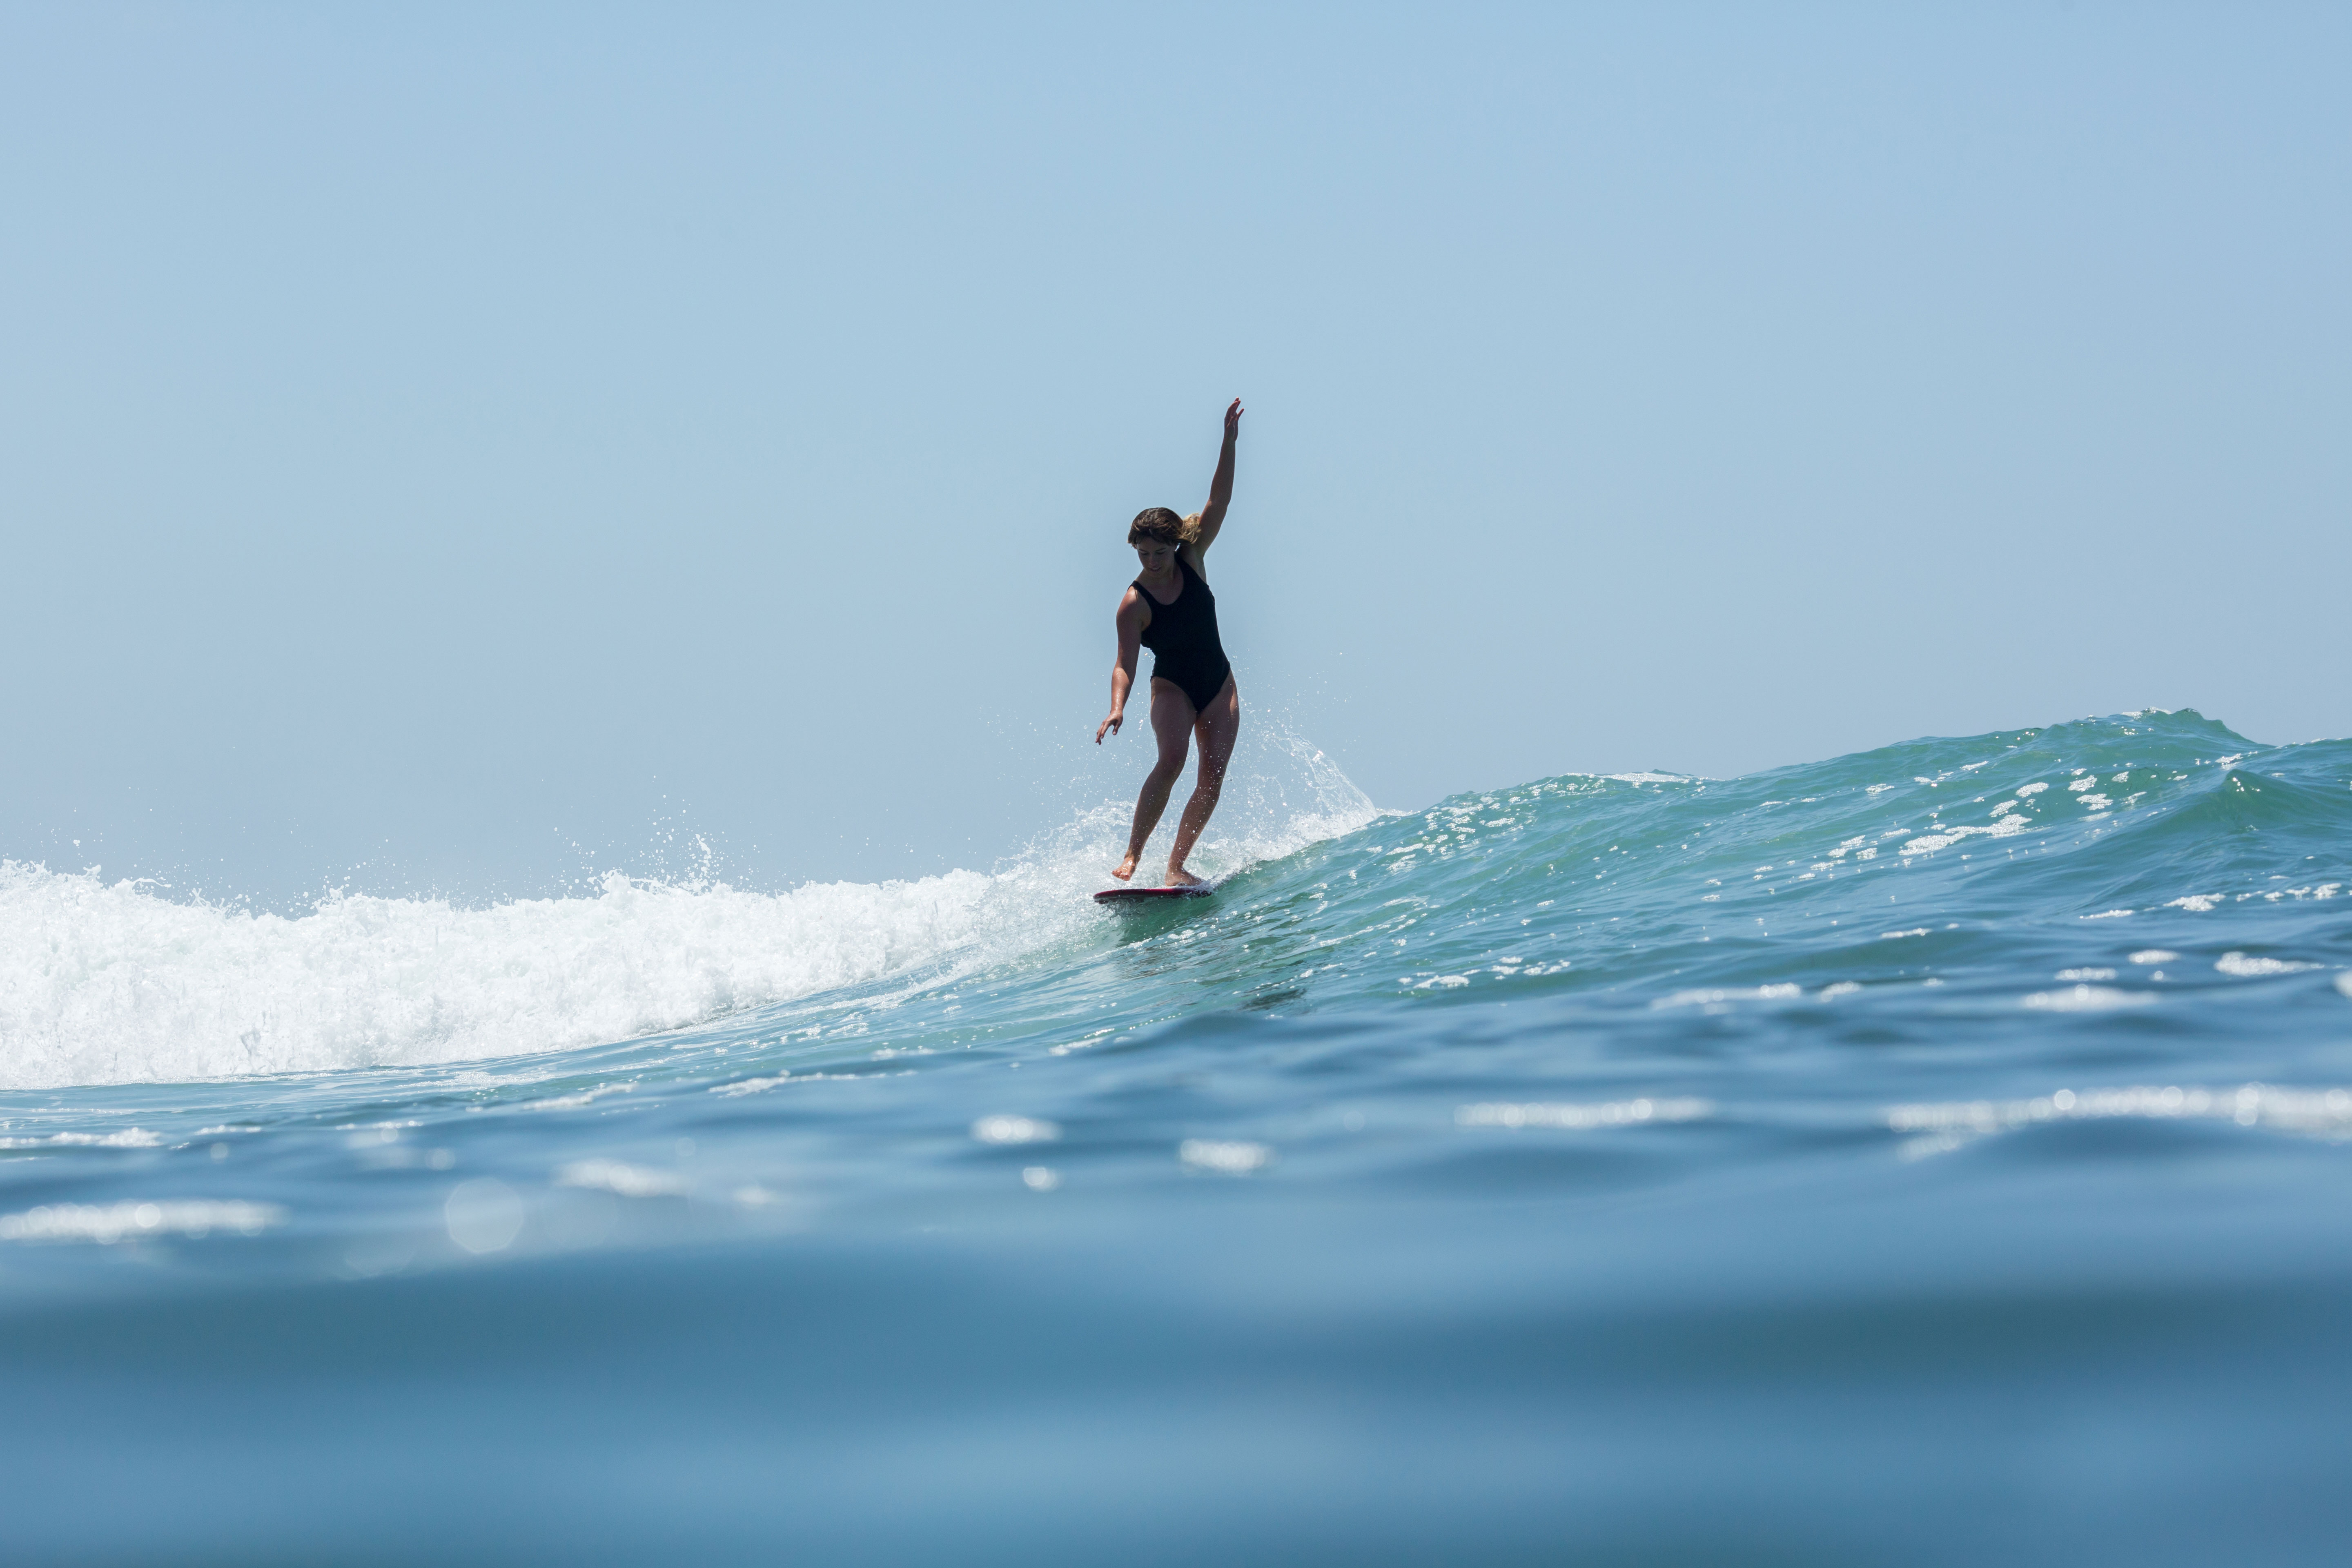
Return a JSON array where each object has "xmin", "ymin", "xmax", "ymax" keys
[
  {"xmin": 1096, "ymin": 711, "xmax": 1123, "ymax": 744},
  {"xmin": 1223, "ymin": 398, "xmax": 1243, "ymax": 441}
]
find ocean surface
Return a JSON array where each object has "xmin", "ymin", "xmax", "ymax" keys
[{"xmin": 6, "ymin": 708, "xmax": 2352, "ymax": 1565}]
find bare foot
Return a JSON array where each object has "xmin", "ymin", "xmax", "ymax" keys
[
  {"xmin": 1111, "ymin": 853, "xmax": 1140, "ymax": 882},
  {"xmin": 1165, "ymin": 866, "xmax": 1205, "ymax": 888}
]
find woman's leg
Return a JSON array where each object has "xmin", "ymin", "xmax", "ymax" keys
[
  {"xmin": 1111, "ymin": 679, "xmax": 1199, "ymax": 880},
  {"xmin": 1166, "ymin": 675, "xmax": 1241, "ymax": 884}
]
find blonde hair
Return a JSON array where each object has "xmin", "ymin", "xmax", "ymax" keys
[{"xmin": 1127, "ymin": 507, "xmax": 1202, "ymax": 548}]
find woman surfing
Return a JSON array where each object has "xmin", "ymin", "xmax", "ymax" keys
[{"xmin": 1095, "ymin": 398, "xmax": 1244, "ymax": 886}]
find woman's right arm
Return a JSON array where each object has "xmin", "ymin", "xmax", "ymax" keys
[{"xmin": 1097, "ymin": 590, "xmax": 1147, "ymax": 743}]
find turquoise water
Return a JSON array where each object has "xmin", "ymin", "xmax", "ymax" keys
[{"xmin": 7, "ymin": 708, "xmax": 2352, "ymax": 1564}]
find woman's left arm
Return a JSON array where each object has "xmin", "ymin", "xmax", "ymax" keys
[{"xmin": 1191, "ymin": 399, "xmax": 1243, "ymax": 557}]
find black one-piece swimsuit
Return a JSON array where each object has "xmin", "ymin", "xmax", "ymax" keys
[{"xmin": 1134, "ymin": 555, "xmax": 1233, "ymax": 714}]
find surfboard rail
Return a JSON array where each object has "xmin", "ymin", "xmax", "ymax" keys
[{"xmin": 1093, "ymin": 883, "xmax": 1217, "ymax": 903}]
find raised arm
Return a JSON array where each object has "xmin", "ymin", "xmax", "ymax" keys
[
  {"xmin": 1189, "ymin": 399, "xmax": 1243, "ymax": 560},
  {"xmin": 1096, "ymin": 588, "xmax": 1148, "ymax": 744}
]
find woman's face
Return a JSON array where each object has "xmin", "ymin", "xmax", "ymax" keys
[{"xmin": 1132, "ymin": 538, "xmax": 1178, "ymax": 575}]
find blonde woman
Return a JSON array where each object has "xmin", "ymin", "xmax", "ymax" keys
[{"xmin": 1096, "ymin": 399, "xmax": 1244, "ymax": 885}]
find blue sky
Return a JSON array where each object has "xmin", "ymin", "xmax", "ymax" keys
[{"xmin": 5, "ymin": 3, "xmax": 2346, "ymax": 904}]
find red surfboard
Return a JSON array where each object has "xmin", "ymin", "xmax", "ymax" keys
[{"xmin": 1093, "ymin": 882, "xmax": 1218, "ymax": 903}]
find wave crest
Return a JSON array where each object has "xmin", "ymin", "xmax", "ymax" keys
[
  {"xmin": 0, "ymin": 863, "xmax": 1005, "ymax": 1089},
  {"xmin": 0, "ymin": 724, "xmax": 1379, "ymax": 1090}
]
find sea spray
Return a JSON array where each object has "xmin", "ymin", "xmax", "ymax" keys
[{"xmin": 0, "ymin": 721, "xmax": 1379, "ymax": 1090}]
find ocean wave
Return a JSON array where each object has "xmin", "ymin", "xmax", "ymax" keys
[
  {"xmin": 7, "ymin": 710, "xmax": 2346, "ymax": 1093},
  {"xmin": 0, "ymin": 726, "xmax": 1377, "ymax": 1090},
  {"xmin": 4, "ymin": 706, "xmax": 2348, "ymax": 1566},
  {"xmin": 0, "ymin": 863, "xmax": 1001, "ymax": 1089}
]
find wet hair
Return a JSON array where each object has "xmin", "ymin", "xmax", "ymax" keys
[{"xmin": 1127, "ymin": 507, "xmax": 1202, "ymax": 548}]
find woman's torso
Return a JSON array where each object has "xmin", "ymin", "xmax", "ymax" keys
[{"xmin": 1133, "ymin": 555, "xmax": 1229, "ymax": 694}]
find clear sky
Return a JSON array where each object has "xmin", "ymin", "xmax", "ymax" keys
[{"xmin": 5, "ymin": 3, "xmax": 2346, "ymax": 906}]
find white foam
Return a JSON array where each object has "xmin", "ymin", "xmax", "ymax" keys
[
  {"xmin": 1900, "ymin": 814, "xmax": 2032, "ymax": 855},
  {"xmin": 1887, "ymin": 1084, "xmax": 2352, "ymax": 1160},
  {"xmin": 1456, "ymin": 1098, "xmax": 1711, "ymax": 1130},
  {"xmin": 555, "ymin": 1158, "xmax": 688, "ymax": 1198},
  {"xmin": 524, "ymin": 1084, "xmax": 635, "ymax": 1112},
  {"xmin": 1652, "ymin": 984, "xmax": 1802, "ymax": 1009},
  {"xmin": 0, "ymin": 1199, "xmax": 285, "ymax": 1243},
  {"xmin": 0, "ymin": 1128, "xmax": 165, "ymax": 1150},
  {"xmin": 0, "ymin": 862, "xmax": 999, "ymax": 1091},
  {"xmin": 706, "ymin": 1070, "xmax": 866, "ymax": 1097},
  {"xmin": 2022, "ymin": 985, "xmax": 2154, "ymax": 1011},
  {"xmin": 0, "ymin": 733, "xmax": 1379, "ymax": 1091},
  {"xmin": 971, "ymin": 1115, "xmax": 1060, "ymax": 1145},
  {"xmin": 1179, "ymin": 1138, "xmax": 1276, "ymax": 1174},
  {"xmin": 2216, "ymin": 953, "xmax": 2318, "ymax": 978}
]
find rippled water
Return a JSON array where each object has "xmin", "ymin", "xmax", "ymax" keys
[{"xmin": 8, "ymin": 708, "xmax": 2352, "ymax": 1564}]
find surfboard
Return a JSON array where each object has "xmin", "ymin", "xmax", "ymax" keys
[{"xmin": 1094, "ymin": 882, "xmax": 1217, "ymax": 903}]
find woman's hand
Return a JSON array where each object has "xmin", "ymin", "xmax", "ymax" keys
[
  {"xmin": 1096, "ymin": 710, "xmax": 1123, "ymax": 744},
  {"xmin": 1223, "ymin": 398, "xmax": 1243, "ymax": 442}
]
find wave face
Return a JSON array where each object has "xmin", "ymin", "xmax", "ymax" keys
[{"xmin": 7, "ymin": 709, "xmax": 2352, "ymax": 1564}]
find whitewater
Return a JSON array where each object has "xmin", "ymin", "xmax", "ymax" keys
[
  {"xmin": 7, "ymin": 708, "xmax": 2352, "ymax": 1566},
  {"xmin": 0, "ymin": 732, "xmax": 1376, "ymax": 1089}
]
